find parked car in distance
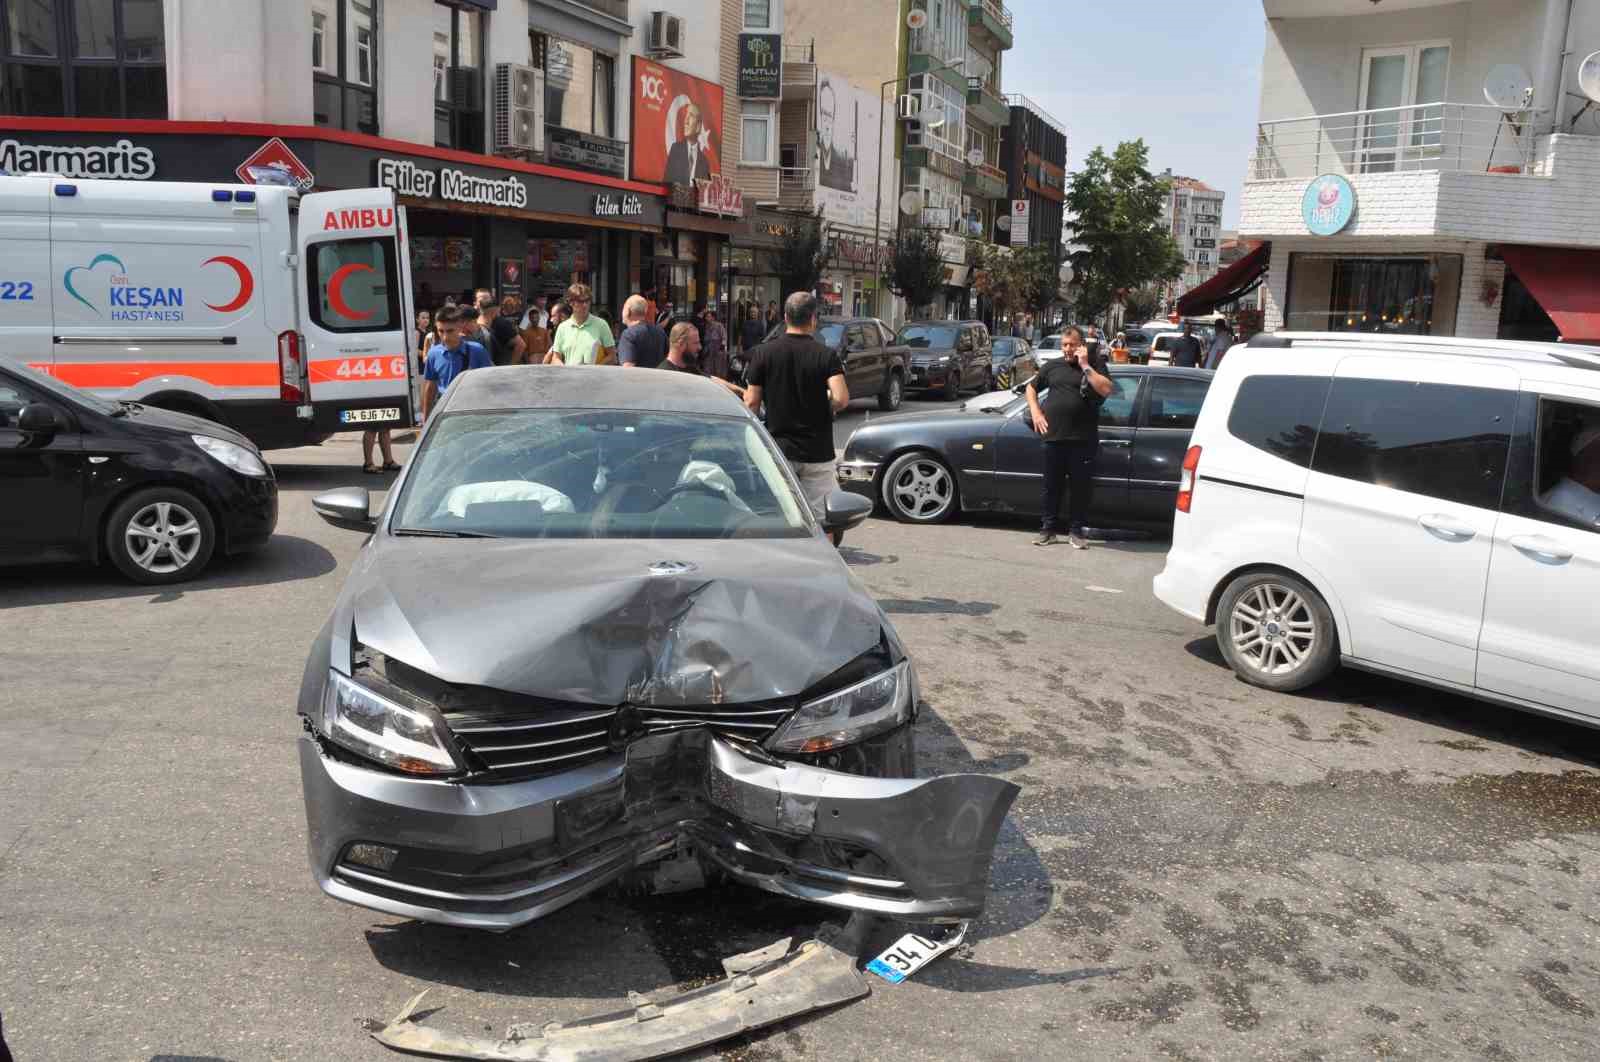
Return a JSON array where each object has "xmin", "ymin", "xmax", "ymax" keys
[
  {"xmin": 989, "ymin": 336, "xmax": 1038, "ymax": 390},
  {"xmin": 1035, "ymin": 334, "xmax": 1063, "ymax": 364},
  {"xmin": 742, "ymin": 316, "xmax": 908, "ymax": 411},
  {"xmin": 0, "ymin": 359, "xmax": 277, "ymax": 583},
  {"xmin": 299, "ymin": 365, "xmax": 1017, "ymax": 930},
  {"xmin": 1119, "ymin": 329, "xmax": 1155, "ymax": 363},
  {"xmin": 1155, "ymin": 332, "xmax": 1600, "ymax": 724},
  {"xmin": 838, "ymin": 365, "xmax": 1213, "ymax": 527},
  {"xmin": 896, "ymin": 320, "xmax": 994, "ymax": 400}
]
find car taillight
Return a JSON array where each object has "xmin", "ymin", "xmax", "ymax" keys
[
  {"xmin": 278, "ymin": 330, "xmax": 305, "ymax": 402},
  {"xmin": 1176, "ymin": 445, "xmax": 1201, "ymax": 513}
]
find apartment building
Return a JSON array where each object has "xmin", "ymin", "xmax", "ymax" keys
[
  {"xmin": 0, "ymin": 0, "xmax": 775, "ymax": 320},
  {"xmin": 1000, "ymin": 93, "xmax": 1067, "ymax": 251},
  {"xmin": 1211, "ymin": 0, "xmax": 1600, "ymax": 343},
  {"xmin": 1160, "ymin": 175, "xmax": 1227, "ymax": 311}
]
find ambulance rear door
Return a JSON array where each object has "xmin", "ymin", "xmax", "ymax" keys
[
  {"xmin": 297, "ymin": 189, "xmax": 413, "ymax": 432},
  {"xmin": 0, "ymin": 177, "xmax": 54, "ymax": 371}
]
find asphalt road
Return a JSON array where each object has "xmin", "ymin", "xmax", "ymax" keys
[{"xmin": 3, "ymin": 431, "xmax": 1599, "ymax": 1061}]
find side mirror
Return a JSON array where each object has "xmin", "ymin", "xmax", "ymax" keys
[
  {"xmin": 312, "ymin": 486, "xmax": 377, "ymax": 533},
  {"xmin": 822, "ymin": 490, "xmax": 873, "ymax": 534},
  {"xmin": 18, "ymin": 403, "xmax": 64, "ymax": 435}
]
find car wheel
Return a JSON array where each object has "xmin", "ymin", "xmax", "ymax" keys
[
  {"xmin": 878, "ymin": 372, "xmax": 904, "ymax": 412},
  {"xmin": 943, "ymin": 370, "xmax": 960, "ymax": 401},
  {"xmin": 1215, "ymin": 571, "xmax": 1337, "ymax": 692},
  {"xmin": 105, "ymin": 487, "xmax": 217, "ymax": 585},
  {"xmin": 881, "ymin": 452, "xmax": 958, "ymax": 524}
]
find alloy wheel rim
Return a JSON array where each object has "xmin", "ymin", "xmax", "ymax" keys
[
  {"xmin": 125, "ymin": 501, "xmax": 202, "ymax": 573},
  {"xmin": 889, "ymin": 377, "xmax": 902, "ymax": 404},
  {"xmin": 891, "ymin": 460, "xmax": 952, "ymax": 519},
  {"xmin": 1229, "ymin": 583, "xmax": 1316, "ymax": 676}
]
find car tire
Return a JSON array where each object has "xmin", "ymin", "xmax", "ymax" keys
[
  {"xmin": 943, "ymin": 370, "xmax": 960, "ymax": 401},
  {"xmin": 880, "ymin": 451, "xmax": 959, "ymax": 524},
  {"xmin": 1215, "ymin": 571, "xmax": 1338, "ymax": 692},
  {"xmin": 877, "ymin": 371, "xmax": 904, "ymax": 412},
  {"xmin": 105, "ymin": 487, "xmax": 217, "ymax": 585}
]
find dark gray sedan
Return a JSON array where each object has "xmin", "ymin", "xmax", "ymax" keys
[
  {"xmin": 298, "ymin": 366, "xmax": 1016, "ymax": 931},
  {"xmin": 837, "ymin": 365, "xmax": 1213, "ymax": 527}
]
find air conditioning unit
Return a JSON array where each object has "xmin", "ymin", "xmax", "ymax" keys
[
  {"xmin": 493, "ymin": 63, "xmax": 544, "ymax": 154},
  {"xmin": 897, "ymin": 94, "xmax": 920, "ymax": 121},
  {"xmin": 650, "ymin": 11, "xmax": 684, "ymax": 58}
]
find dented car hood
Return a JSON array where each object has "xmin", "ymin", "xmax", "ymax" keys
[{"xmin": 333, "ymin": 534, "xmax": 891, "ymax": 703}]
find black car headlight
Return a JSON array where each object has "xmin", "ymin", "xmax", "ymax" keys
[
  {"xmin": 321, "ymin": 670, "xmax": 462, "ymax": 775},
  {"xmin": 768, "ymin": 661, "xmax": 915, "ymax": 754}
]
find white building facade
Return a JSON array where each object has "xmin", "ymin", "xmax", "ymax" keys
[{"xmin": 1233, "ymin": 0, "xmax": 1600, "ymax": 343}]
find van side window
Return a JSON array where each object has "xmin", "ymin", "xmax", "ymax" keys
[
  {"xmin": 309, "ymin": 238, "xmax": 399, "ymax": 333},
  {"xmin": 1510, "ymin": 397, "xmax": 1600, "ymax": 534},
  {"xmin": 1313, "ymin": 378, "xmax": 1515, "ymax": 510},
  {"xmin": 1225, "ymin": 375, "xmax": 1332, "ymax": 467}
]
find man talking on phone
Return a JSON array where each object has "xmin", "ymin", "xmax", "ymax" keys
[{"xmin": 1025, "ymin": 325, "xmax": 1113, "ymax": 549}]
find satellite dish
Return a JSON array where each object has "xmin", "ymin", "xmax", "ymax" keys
[
  {"xmin": 1483, "ymin": 64, "xmax": 1534, "ymax": 111},
  {"xmin": 995, "ymin": 214, "xmax": 1012, "ymax": 231},
  {"xmin": 966, "ymin": 148, "xmax": 984, "ymax": 167},
  {"xmin": 1059, "ymin": 261, "xmax": 1075, "ymax": 286},
  {"xmin": 898, "ymin": 191, "xmax": 923, "ymax": 217},
  {"xmin": 1578, "ymin": 51, "xmax": 1600, "ymax": 103},
  {"xmin": 906, "ymin": 9, "xmax": 928, "ymax": 30}
]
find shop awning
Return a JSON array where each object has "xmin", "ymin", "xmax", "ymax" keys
[
  {"xmin": 1499, "ymin": 245, "xmax": 1600, "ymax": 343},
  {"xmin": 1176, "ymin": 242, "xmax": 1270, "ymax": 317}
]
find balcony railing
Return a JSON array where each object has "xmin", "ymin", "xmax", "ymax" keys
[
  {"xmin": 779, "ymin": 167, "xmax": 815, "ymax": 190},
  {"xmin": 1249, "ymin": 102, "xmax": 1547, "ymax": 181},
  {"xmin": 975, "ymin": 0, "xmax": 1012, "ymax": 30},
  {"xmin": 783, "ymin": 40, "xmax": 814, "ymax": 64}
]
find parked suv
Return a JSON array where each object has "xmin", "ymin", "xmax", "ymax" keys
[
  {"xmin": 744, "ymin": 316, "xmax": 908, "ymax": 411},
  {"xmin": 896, "ymin": 320, "xmax": 993, "ymax": 400},
  {"xmin": 1155, "ymin": 332, "xmax": 1600, "ymax": 724}
]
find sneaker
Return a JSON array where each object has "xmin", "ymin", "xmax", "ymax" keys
[
  {"xmin": 1067, "ymin": 532, "xmax": 1089, "ymax": 550},
  {"xmin": 1033, "ymin": 531, "xmax": 1057, "ymax": 547}
]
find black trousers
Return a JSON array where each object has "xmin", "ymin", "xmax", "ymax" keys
[{"xmin": 1041, "ymin": 438, "xmax": 1097, "ymax": 534}]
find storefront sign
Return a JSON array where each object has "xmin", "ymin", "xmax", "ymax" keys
[
  {"xmin": 235, "ymin": 137, "xmax": 315, "ymax": 192},
  {"xmin": 546, "ymin": 127, "xmax": 627, "ymax": 179},
  {"xmin": 1009, "ymin": 199, "xmax": 1030, "ymax": 247},
  {"xmin": 632, "ymin": 57, "xmax": 726, "ymax": 185},
  {"xmin": 937, "ymin": 233, "xmax": 968, "ymax": 266},
  {"xmin": 829, "ymin": 234, "xmax": 887, "ymax": 268},
  {"xmin": 376, "ymin": 157, "xmax": 528, "ymax": 209},
  {"xmin": 1302, "ymin": 174, "xmax": 1355, "ymax": 236},
  {"xmin": 738, "ymin": 34, "xmax": 782, "ymax": 99},
  {"xmin": 592, "ymin": 193, "xmax": 645, "ymax": 217},
  {"xmin": 0, "ymin": 137, "xmax": 155, "ymax": 179},
  {"xmin": 695, "ymin": 174, "xmax": 745, "ymax": 218}
]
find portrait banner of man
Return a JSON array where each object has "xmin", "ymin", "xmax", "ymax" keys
[
  {"xmin": 817, "ymin": 73, "xmax": 858, "ymax": 194},
  {"xmin": 631, "ymin": 57, "xmax": 725, "ymax": 185}
]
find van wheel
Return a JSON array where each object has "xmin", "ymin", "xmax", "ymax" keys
[
  {"xmin": 877, "ymin": 372, "xmax": 904, "ymax": 412},
  {"xmin": 106, "ymin": 487, "xmax": 217, "ymax": 585},
  {"xmin": 1215, "ymin": 571, "xmax": 1337, "ymax": 692}
]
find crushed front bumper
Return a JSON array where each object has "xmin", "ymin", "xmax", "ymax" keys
[{"xmin": 300, "ymin": 727, "xmax": 1018, "ymax": 931}]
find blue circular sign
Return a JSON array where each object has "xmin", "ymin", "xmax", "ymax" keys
[{"xmin": 1302, "ymin": 174, "xmax": 1356, "ymax": 236}]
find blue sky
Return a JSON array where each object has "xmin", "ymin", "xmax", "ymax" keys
[{"xmin": 1003, "ymin": 0, "xmax": 1266, "ymax": 229}]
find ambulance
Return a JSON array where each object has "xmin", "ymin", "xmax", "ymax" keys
[{"xmin": 0, "ymin": 175, "xmax": 416, "ymax": 449}]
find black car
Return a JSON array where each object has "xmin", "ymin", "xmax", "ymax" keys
[
  {"xmin": 836, "ymin": 365, "xmax": 1213, "ymax": 527},
  {"xmin": 895, "ymin": 320, "xmax": 993, "ymax": 400},
  {"xmin": 0, "ymin": 359, "xmax": 277, "ymax": 583},
  {"xmin": 989, "ymin": 336, "xmax": 1038, "ymax": 389},
  {"xmin": 740, "ymin": 316, "xmax": 909, "ymax": 411},
  {"xmin": 299, "ymin": 365, "xmax": 1016, "ymax": 930}
]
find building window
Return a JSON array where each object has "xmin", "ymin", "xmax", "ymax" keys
[
  {"xmin": 1285, "ymin": 253, "xmax": 1462, "ymax": 336},
  {"xmin": 905, "ymin": 74, "xmax": 964, "ymax": 161},
  {"xmin": 433, "ymin": 2, "xmax": 483, "ymax": 151},
  {"xmin": 1358, "ymin": 41, "xmax": 1451, "ymax": 172},
  {"xmin": 592, "ymin": 51, "xmax": 614, "ymax": 138},
  {"xmin": 313, "ymin": 0, "xmax": 379, "ymax": 135},
  {"xmin": 743, "ymin": 0, "xmax": 770, "ymax": 29},
  {"xmin": 742, "ymin": 100, "xmax": 775, "ymax": 165},
  {"xmin": 909, "ymin": 0, "xmax": 966, "ymax": 63},
  {"xmin": 0, "ymin": 0, "xmax": 166, "ymax": 117},
  {"xmin": 532, "ymin": 31, "xmax": 615, "ymax": 140}
]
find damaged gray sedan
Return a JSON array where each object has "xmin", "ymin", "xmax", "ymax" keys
[{"xmin": 298, "ymin": 366, "xmax": 1018, "ymax": 932}]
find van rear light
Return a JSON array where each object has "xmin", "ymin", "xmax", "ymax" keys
[
  {"xmin": 1176, "ymin": 445, "xmax": 1202, "ymax": 513},
  {"xmin": 278, "ymin": 330, "xmax": 305, "ymax": 402}
]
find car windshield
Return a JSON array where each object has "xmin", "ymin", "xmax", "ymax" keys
[
  {"xmin": 4, "ymin": 360, "xmax": 119, "ymax": 414},
  {"xmin": 392, "ymin": 409, "xmax": 811, "ymax": 539},
  {"xmin": 817, "ymin": 323, "xmax": 845, "ymax": 348},
  {"xmin": 1037, "ymin": 335, "xmax": 1061, "ymax": 350},
  {"xmin": 896, "ymin": 325, "xmax": 959, "ymax": 349},
  {"xmin": 991, "ymin": 338, "xmax": 1018, "ymax": 359}
]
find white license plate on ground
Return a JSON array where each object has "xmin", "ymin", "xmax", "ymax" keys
[
  {"xmin": 340, "ymin": 407, "xmax": 400, "ymax": 424},
  {"xmin": 865, "ymin": 924, "xmax": 968, "ymax": 984}
]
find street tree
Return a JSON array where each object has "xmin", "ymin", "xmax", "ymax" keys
[
  {"xmin": 1064, "ymin": 140, "xmax": 1186, "ymax": 324},
  {"xmin": 888, "ymin": 226, "xmax": 946, "ymax": 315},
  {"xmin": 973, "ymin": 241, "xmax": 1063, "ymax": 326},
  {"xmin": 774, "ymin": 211, "xmax": 826, "ymax": 299}
]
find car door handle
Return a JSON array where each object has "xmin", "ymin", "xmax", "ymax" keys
[
  {"xmin": 1101, "ymin": 439, "xmax": 1131, "ymax": 447},
  {"xmin": 1418, "ymin": 514, "xmax": 1476, "ymax": 541},
  {"xmin": 1508, "ymin": 534, "xmax": 1574, "ymax": 564}
]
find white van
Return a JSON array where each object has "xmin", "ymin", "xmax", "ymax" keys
[
  {"xmin": 0, "ymin": 176, "xmax": 415, "ymax": 449},
  {"xmin": 1155, "ymin": 331, "xmax": 1600, "ymax": 723}
]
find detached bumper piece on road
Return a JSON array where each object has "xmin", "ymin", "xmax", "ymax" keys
[
  {"xmin": 370, "ymin": 916, "xmax": 873, "ymax": 1060},
  {"xmin": 301, "ymin": 727, "xmax": 1018, "ymax": 931}
]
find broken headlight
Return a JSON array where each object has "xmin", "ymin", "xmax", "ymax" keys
[
  {"xmin": 322, "ymin": 670, "xmax": 461, "ymax": 775},
  {"xmin": 768, "ymin": 661, "xmax": 914, "ymax": 754}
]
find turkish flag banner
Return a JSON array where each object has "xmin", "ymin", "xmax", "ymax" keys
[{"xmin": 630, "ymin": 57, "xmax": 725, "ymax": 185}]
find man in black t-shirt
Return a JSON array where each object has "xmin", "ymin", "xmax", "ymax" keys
[
  {"xmin": 490, "ymin": 295, "xmax": 526, "ymax": 365},
  {"xmin": 617, "ymin": 295, "xmax": 668, "ymax": 369},
  {"xmin": 1169, "ymin": 321, "xmax": 1203, "ymax": 369},
  {"xmin": 744, "ymin": 292, "xmax": 850, "ymax": 533},
  {"xmin": 1025, "ymin": 325, "xmax": 1113, "ymax": 549},
  {"xmin": 659, "ymin": 322, "xmax": 745, "ymax": 398}
]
